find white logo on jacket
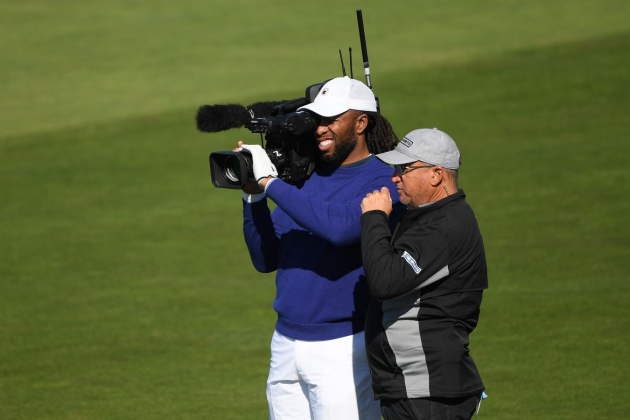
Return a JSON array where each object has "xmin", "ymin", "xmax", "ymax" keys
[{"xmin": 402, "ymin": 251, "xmax": 422, "ymax": 274}]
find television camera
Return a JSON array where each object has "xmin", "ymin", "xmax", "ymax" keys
[{"xmin": 196, "ymin": 10, "xmax": 377, "ymax": 189}]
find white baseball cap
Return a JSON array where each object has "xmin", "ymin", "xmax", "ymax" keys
[
  {"xmin": 297, "ymin": 76, "xmax": 377, "ymax": 117},
  {"xmin": 376, "ymin": 128, "xmax": 461, "ymax": 170}
]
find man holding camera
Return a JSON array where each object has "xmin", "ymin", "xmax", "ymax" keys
[
  {"xmin": 360, "ymin": 128, "xmax": 488, "ymax": 420},
  {"xmin": 237, "ymin": 76, "xmax": 400, "ymax": 420}
]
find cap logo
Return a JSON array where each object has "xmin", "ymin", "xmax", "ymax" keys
[
  {"xmin": 321, "ymin": 88, "xmax": 329, "ymax": 96},
  {"xmin": 400, "ymin": 136, "xmax": 413, "ymax": 148}
]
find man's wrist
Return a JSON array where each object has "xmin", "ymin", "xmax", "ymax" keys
[{"xmin": 259, "ymin": 176, "xmax": 277, "ymax": 190}]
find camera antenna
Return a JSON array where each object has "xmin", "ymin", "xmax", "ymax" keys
[
  {"xmin": 339, "ymin": 47, "xmax": 355, "ymax": 79},
  {"xmin": 356, "ymin": 9, "xmax": 379, "ymax": 112},
  {"xmin": 339, "ymin": 49, "xmax": 347, "ymax": 76}
]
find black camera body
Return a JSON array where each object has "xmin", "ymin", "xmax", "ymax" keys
[{"xmin": 207, "ymin": 82, "xmax": 327, "ymax": 189}]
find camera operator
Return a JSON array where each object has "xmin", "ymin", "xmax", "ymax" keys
[{"xmin": 236, "ymin": 76, "xmax": 401, "ymax": 420}]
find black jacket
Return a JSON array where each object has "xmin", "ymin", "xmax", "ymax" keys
[{"xmin": 360, "ymin": 190, "xmax": 488, "ymax": 399}]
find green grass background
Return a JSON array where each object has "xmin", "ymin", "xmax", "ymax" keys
[{"xmin": 1, "ymin": 1, "xmax": 629, "ymax": 418}]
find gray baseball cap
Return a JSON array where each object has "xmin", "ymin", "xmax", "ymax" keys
[{"xmin": 376, "ymin": 128, "xmax": 461, "ymax": 170}]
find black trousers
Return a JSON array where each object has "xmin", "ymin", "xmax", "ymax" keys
[{"xmin": 380, "ymin": 395, "xmax": 479, "ymax": 420}]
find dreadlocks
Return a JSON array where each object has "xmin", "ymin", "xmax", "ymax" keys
[{"xmin": 363, "ymin": 111, "xmax": 398, "ymax": 154}]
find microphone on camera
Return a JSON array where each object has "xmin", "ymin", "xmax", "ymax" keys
[{"xmin": 196, "ymin": 101, "xmax": 287, "ymax": 133}]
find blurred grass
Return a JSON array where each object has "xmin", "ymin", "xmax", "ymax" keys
[
  {"xmin": 1, "ymin": 112, "xmax": 276, "ymax": 418},
  {"xmin": 2, "ymin": 0, "xmax": 629, "ymax": 138},
  {"xmin": 1, "ymin": 1, "xmax": 629, "ymax": 419}
]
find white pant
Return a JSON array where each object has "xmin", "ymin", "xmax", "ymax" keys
[{"xmin": 266, "ymin": 330, "xmax": 381, "ymax": 420}]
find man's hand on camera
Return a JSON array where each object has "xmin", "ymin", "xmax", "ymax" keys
[
  {"xmin": 234, "ymin": 142, "xmax": 263, "ymax": 194},
  {"xmin": 239, "ymin": 143, "xmax": 278, "ymax": 188}
]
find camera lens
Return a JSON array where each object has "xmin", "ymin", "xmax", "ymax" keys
[
  {"xmin": 223, "ymin": 155, "xmax": 241, "ymax": 182},
  {"xmin": 223, "ymin": 153, "xmax": 253, "ymax": 183}
]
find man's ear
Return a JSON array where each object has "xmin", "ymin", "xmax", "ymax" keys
[
  {"xmin": 431, "ymin": 167, "xmax": 444, "ymax": 187},
  {"xmin": 355, "ymin": 113, "xmax": 369, "ymax": 135}
]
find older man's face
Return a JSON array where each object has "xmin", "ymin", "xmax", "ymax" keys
[{"xmin": 391, "ymin": 161, "xmax": 437, "ymax": 207}]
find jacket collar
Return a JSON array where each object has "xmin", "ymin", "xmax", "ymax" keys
[
  {"xmin": 405, "ymin": 189, "xmax": 465, "ymax": 219},
  {"xmin": 391, "ymin": 190, "xmax": 466, "ymax": 243}
]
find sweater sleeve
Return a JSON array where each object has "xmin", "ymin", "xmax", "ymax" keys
[
  {"xmin": 360, "ymin": 210, "xmax": 449, "ymax": 301},
  {"xmin": 266, "ymin": 173, "xmax": 397, "ymax": 247},
  {"xmin": 243, "ymin": 197, "xmax": 279, "ymax": 273}
]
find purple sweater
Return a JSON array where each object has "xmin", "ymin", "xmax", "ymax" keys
[{"xmin": 243, "ymin": 156, "xmax": 399, "ymax": 341}]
